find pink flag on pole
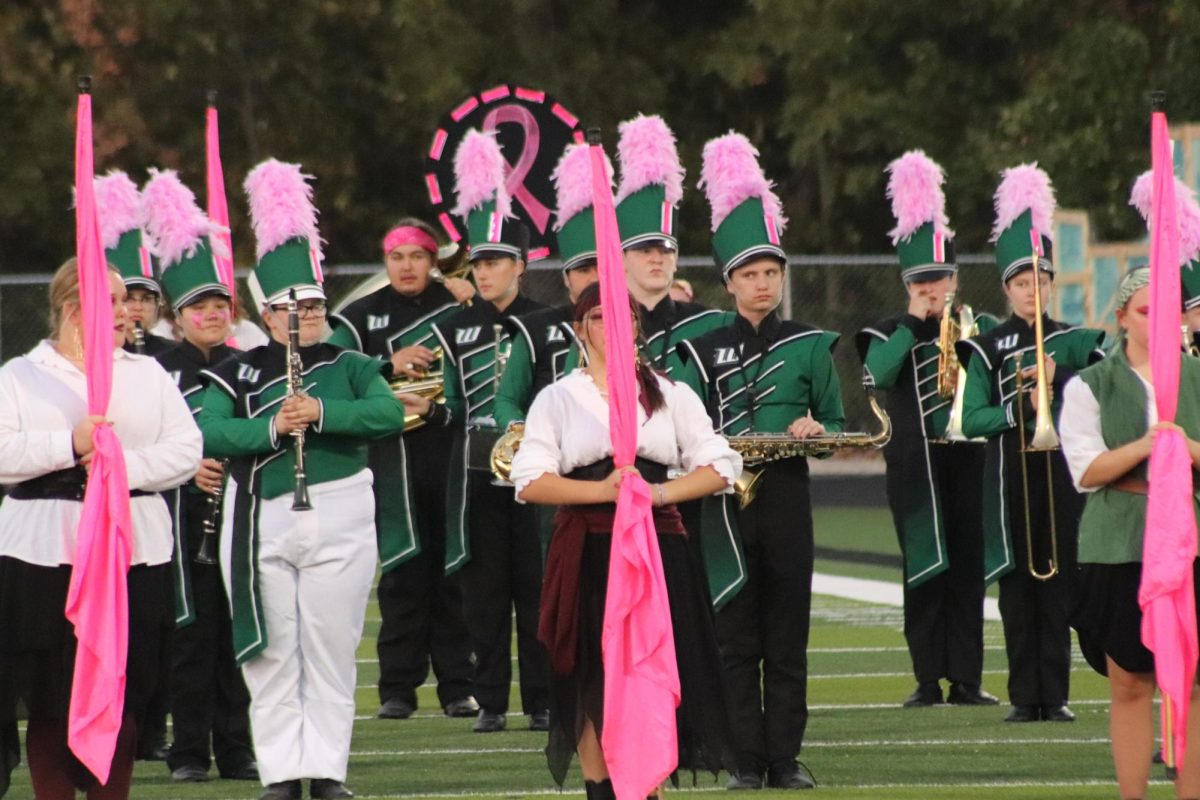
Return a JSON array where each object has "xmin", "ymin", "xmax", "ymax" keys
[
  {"xmin": 1139, "ymin": 101, "xmax": 1198, "ymax": 769},
  {"xmin": 589, "ymin": 135, "xmax": 681, "ymax": 800},
  {"xmin": 206, "ymin": 96, "xmax": 240, "ymax": 348},
  {"xmin": 64, "ymin": 78, "xmax": 135, "ymax": 784}
]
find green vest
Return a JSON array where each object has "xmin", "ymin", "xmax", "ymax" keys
[{"xmin": 1076, "ymin": 349, "xmax": 1200, "ymax": 563}]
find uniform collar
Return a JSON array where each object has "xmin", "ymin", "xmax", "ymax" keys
[
  {"xmin": 735, "ymin": 310, "xmax": 782, "ymax": 340},
  {"xmin": 389, "ymin": 282, "xmax": 454, "ymax": 309},
  {"xmin": 1007, "ymin": 312, "xmax": 1051, "ymax": 333},
  {"xmin": 177, "ymin": 338, "xmax": 232, "ymax": 366},
  {"xmin": 29, "ymin": 339, "xmax": 133, "ymax": 371}
]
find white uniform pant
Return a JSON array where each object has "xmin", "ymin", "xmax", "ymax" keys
[{"xmin": 239, "ymin": 470, "xmax": 377, "ymax": 785}]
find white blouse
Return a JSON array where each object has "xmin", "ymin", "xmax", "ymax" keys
[
  {"xmin": 510, "ymin": 369, "xmax": 742, "ymax": 501},
  {"xmin": 1060, "ymin": 372, "xmax": 1157, "ymax": 494},
  {"xmin": 0, "ymin": 341, "xmax": 203, "ymax": 566}
]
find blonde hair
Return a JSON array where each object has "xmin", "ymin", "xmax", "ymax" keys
[{"xmin": 47, "ymin": 258, "xmax": 122, "ymax": 334}]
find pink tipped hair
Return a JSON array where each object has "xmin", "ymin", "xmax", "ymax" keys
[
  {"xmin": 243, "ymin": 159, "xmax": 322, "ymax": 262},
  {"xmin": 94, "ymin": 170, "xmax": 142, "ymax": 251},
  {"xmin": 698, "ymin": 132, "xmax": 787, "ymax": 234},
  {"xmin": 140, "ymin": 169, "xmax": 228, "ymax": 268},
  {"xmin": 1130, "ymin": 170, "xmax": 1200, "ymax": 263},
  {"xmin": 552, "ymin": 143, "xmax": 612, "ymax": 230},
  {"xmin": 615, "ymin": 114, "xmax": 685, "ymax": 205},
  {"xmin": 885, "ymin": 150, "xmax": 953, "ymax": 245},
  {"xmin": 991, "ymin": 163, "xmax": 1056, "ymax": 243},
  {"xmin": 451, "ymin": 130, "xmax": 511, "ymax": 218}
]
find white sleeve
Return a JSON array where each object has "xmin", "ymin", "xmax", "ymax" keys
[
  {"xmin": 1058, "ymin": 376, "xmax": 1105, "ymax": 493},
  {"xmin": 123, "ymin": 366, "xmax": 204, "ymax": 492},
  {"xmin": 510, "ymin": 385, "xmax": 564, "ymax": 503},
  {"xmin": 669, "ymin": 381, "xmax": 742, "ymax": 492},
  {"xmin": 0, "ymin": 362, "xmax": 76, "ymax": 483}
]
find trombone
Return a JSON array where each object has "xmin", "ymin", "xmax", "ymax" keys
[{"xmin": 1013, "ymin": 249, "xmax": 1059, "ymax": 581}]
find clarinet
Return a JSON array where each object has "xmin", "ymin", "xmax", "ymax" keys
[
  {"xmin": 286, "ymin": 290, "xmax": 313, "ymax": 511},
  {"xmin": 132, "ymin": 321, "xmax": 147, "ymax": 354},
  {"xmin": 193, "ymin": 459, "xmax": 228, "ymax": 565}
]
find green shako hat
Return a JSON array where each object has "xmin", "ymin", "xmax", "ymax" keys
[
  {"xmin": 615, "ymin": 114, "xmax": 684, "ymax": 251},
  {"xmin": 1129, "ymin": 169, "xmax": 1200, "ymax": 309},
  {"xmin": 94, "ymin": 170, "xmax": 158, "ymax": 292},
  {"xmin": 140, "ymin": 169, "xmax": 231, "ymax": 311},
  {"xmin": 452, "ymin": 129, "xmax": 529, "ymax": 262},
  {"xmin": 551, "ymin": 143, "xmax": 611, "ymax": 271},
  {"xmin": 699, "ymin": 132, "xmax": 787, "ymax": 278},
  {"xmin": 244, "ymin": 159, "xmax": 326, "ymax": 307},
  {"xmin": 885, "ymin": 150, "xmax": 957, "ymax": 282},
  {"xmin": 991, "ymin": 163, "xmax": 1056, "ymax": 283}
]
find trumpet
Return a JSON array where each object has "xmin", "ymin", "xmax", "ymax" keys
[
  {"xmin": 938, "ymin": 293, "xmax": 983, "ymax": 442},
  {"xmin": 194, "ymin": 459, "xmax": 228, "ymax": 565},
  {"xmin": 728, "ymin": 388, "xmax": 892, "ymax": 508},
  {"xmin": 1014, "ymin": 249, "xmax": 1059, "ymax": 580},
  {"xmin": 286, "ymin": 290, "xmax": 313, "ymax": 511},
  {"xmin": 390, "ymin": 346, "xmax": 446, "ymax": 432}
]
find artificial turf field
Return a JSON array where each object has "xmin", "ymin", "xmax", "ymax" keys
[{"xmin": 5, "ymin": 505, "xmax": 1175, "ymax": 799}]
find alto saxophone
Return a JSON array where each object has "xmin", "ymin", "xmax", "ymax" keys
[{"xmin": 286, "ymin": 290, "xmax": 313, "ymax": 511}]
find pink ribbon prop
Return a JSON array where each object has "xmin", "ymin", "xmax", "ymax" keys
[
  {"xmin": 64, "ymin": 79, "xmax": 135, "ymax": 785},
  {"xmin": 1139, "ymin": 102, "xmax": 1198, "ymax": 770},
  {"xmin": 482, "ymin": 104, "xmax": 552, "ymax": 234},
  {"xmin": 590, "ymin": 134, "xmax": 680, "ymax": 800},
  {"xmin": 206, "ymin": 95, "xmax": 240, "ymax": 348}
]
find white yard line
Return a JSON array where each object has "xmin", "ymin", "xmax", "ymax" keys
[{"xmin": 812, "ymin": 572, "xmax": 1002, "ymax": 621}]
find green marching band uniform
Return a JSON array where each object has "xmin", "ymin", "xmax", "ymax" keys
[
  {"xmin": 855, "ymin": 151, "xmax": 999, "ymax": 707},
  {"xmin": 139, "ymin": 168, "xmax": 256, "ymax": 779},
  {"xmin": 427, "ymin": 130, "xmax": 549, "ymax": 730},
  {"xmin": 956, "ymin": 164, "xmax": 1105, "ymax": 722},
  {"xmin": 677, "ymin": 133, "xmax": 839, "ymax": 789},
  {"xmin": 198, "ymin": 159, "xmax": 407, "ymax": 795},
  {"xmin": 327, "ymin": 227, "xmax": 476, "ymax": 720}
]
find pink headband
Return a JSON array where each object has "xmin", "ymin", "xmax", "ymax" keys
[{"xmin": 383, "ymin": 226, "xmax": 438, "ymax": 255}]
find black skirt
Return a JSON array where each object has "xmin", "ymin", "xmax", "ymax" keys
[
  {"xmin": 545, "ymin": 532, "xmax": 735, "ymax": 786},
  {"xmin": 1072, "ymin": 559, "xmax": 1200, "ymax": 676}
]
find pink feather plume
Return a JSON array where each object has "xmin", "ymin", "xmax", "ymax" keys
[
  {"xmin": 452, "ymin": 130, "xmax": 511, "ymax": 218},
  {"xmin": 991, "ymin": 163, "xmax": 1056, "ymax": 243},
  {"xmin": 885, "ymin": 150, "xmax": 952, "ymax": 245},
  {"xmin": 243, "ymin": 159, "xmax": 322, "ymax": 262},
  {"xmin": 141, "ymin": 169, "xmax": 229, "ymax": 268},
  {"xmin": 615, "ymin": 114, "xmax": 685, "ymax": 205},
  {"xmin": 93, "ymin": 170, "xmax": 142, "ymax": 251},
  {"xmin": 552, "ymin": 143, "xmax": 612, "ymax": 230},
  {"xmin": 698, "ymin": 132, "xmax": 787, "ymax": 234},
  {"xmin": 1130, "ymin": 170, "xmax": 1200, "ymax": 264}
]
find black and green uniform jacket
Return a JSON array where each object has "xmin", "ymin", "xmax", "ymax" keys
[
  {"xmin": 197, "ymin": 340, "xmax": 406, "ymax": 664},
  {"xmin": 677, "ymin": 311, "xmax": 845, "ymax": 608},
  {"xmin": 493, "ymin": 304, "xmax": 582, "ymax": 430},
  {"xmin": 855, "ymin": 310, "xmax": 999, "ymax": 587},
  {"xmin": 156, "ymin": 339, "xmax": 234, "ymax": 627},
  {"xmin": 430, "ymin": 294, "xmax": 545, "ymax": 574},
  {"xmin": 956, "ymin": 314, "xmax": 1105, "ymax": 584},
  {"xmin": 639, "ymin": 297, "xmax": 733, "ymax": 377},
  {"xmin": 328, "ymin": 283, "xmax": 461, "ymax": 571}
]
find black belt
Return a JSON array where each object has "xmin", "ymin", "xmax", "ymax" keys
[
  {"xmin": 9, "ymin": 467, "xmax": 155, "ymax": 501},
  {"xmin": 566, "ymin": 457, "xmax": 669, "ymax": 484}
]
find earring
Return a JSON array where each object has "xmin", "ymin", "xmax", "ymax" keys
[{"xmin": 72, "ymin": 327, "xmax": 84, "ymax": 361}]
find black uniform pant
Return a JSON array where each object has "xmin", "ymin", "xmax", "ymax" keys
[
  {"xmin": 376, "ymin": 431, "xmax": 474, "ymax": 709},
  {"xmin": 900, "ymin": 442, "xmax": 986, "ymax": 687},
  {"xmin": 999, "ymin": 447, "xmax": 1082, "ymax": 707},
  {"xmin": 461, "ymin": 472, "xmax": 548, "ymax": 715},
  {"xmin": 167, "ymin": 559, "xmax": 254, "ymax": 772},
  {"xmin": 716, "ymin": 458, "xmax": 812, "ymax": 773}
]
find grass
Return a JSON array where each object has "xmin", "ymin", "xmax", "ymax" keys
[{"xmin": 6, "ymin": 505, "xmax": 1168, "ymax": 798}]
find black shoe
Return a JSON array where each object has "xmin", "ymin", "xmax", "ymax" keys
[
  {"xmin": 528, "ymin": 709, "xmax": 550, "ymax": 731},
  {"xmin": 1041, "ymin": 704, "xmax": 1076, "ymax": 722},
  {"xmin": 443, "ymin": 696, "xmax": 480, "ymax": 718},
  {"xmin": 138, "ymin": 741, "xmax": 170, "ymax": 761},
  {"xmin": 947, "ymin": 683, "xmax": 1000, "ymax": 706},
  {"xmin": 473, "ymin": 710, "xmax": 507, "ymax": 732},
  {"xmin": 726, "ymin": 770, "xmax": 764, "ymax": 790},
  {"xmin": 902, "ymin": 682, "xmax": 943, "ymax": 707},
  {"xmin": 376, "ymin": 697, "xmax": 415, "ymax": 719},
  {"xmin": 218, "ymin": 759, "xmax": 260, "ymax": 781},
  {"xmin": 310, "ymin": 778, "xmax": 354, "ymax": 799},
  {"xmin": 170, "ymin": 764, "xmax": 209, "ymax": 782},
  {"xmin": 1153, "ymin": 747, "xmax": 1164, "ymax": 764},
  {"xmin": 1004, "ymin": 704, "xmax": 1040, "ymax": 722},
  {"xmin": 259, "ymin": 781, "xmax": 302, "ymax": 800},
  {"xmin": 767, "ymin": 760, "xmax": 816, "ymax": 789},
  {"xmin": 585, "ymin": 778, "xmax": 616, "ymax": 800}
]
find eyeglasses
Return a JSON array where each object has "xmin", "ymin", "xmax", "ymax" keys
[
  {"xmin": 271, "ymin": 301, "xmax": 327, "ymax": 319},
  {"xmin": 124, "ymin": 294, "xmax": 160, "ymax": 307}
]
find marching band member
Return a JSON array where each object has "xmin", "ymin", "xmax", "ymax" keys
[
  {"xmin": 140, "ymin": 169, "xmax": 257, "ymax": 783},
  {"xmin": 427, "ymin": 131, "xmax": 549, "ymax": 733},
  {"xmin": 958, "ymin": 164, "xmax": 1105, "ymax": 723},
  {"xmin": 326, "ymin": 217, "xmax": 479, "ymax": 722},
  {"xmin": 0, "ymin": 260, "xmax": 201, "ymax": 799},
  {"xmin": 678, "ymin": 133, "xmax": 843, "ymax": 790},
  {"xmin": 198, "ymin": 159, "xmax": 408, "ymax": 800},
  {"xmin": 856, "ymin": 151, "xmax": 999, "ymax": 708}
]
